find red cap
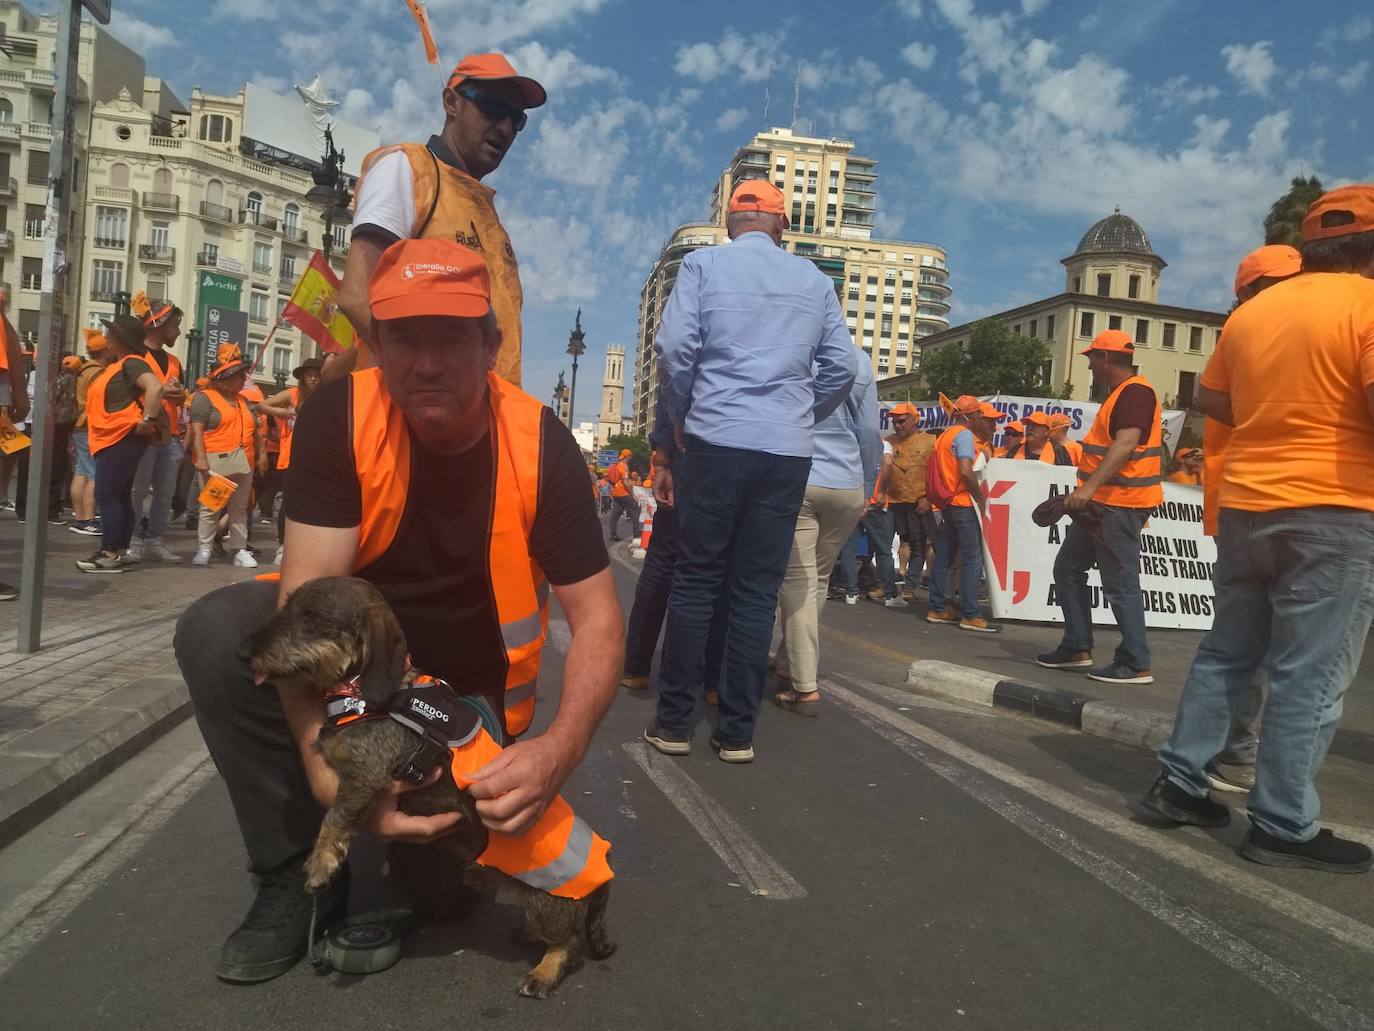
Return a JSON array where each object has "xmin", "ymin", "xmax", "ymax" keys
[
  {"xmin": 1233, "ymin": 244, "xmax": 1301, "ymax": 295},
  {"xmin": 889, "ymin": 402, "xmax": 921, "ymax": 424},
  {"xmin": 446, "ymin": 52, "xmax": 547, "ymax": 108},
  {"xmin": 1081, "ymin": 328, "xmax": 1135, "ymax": 356},
  {"xmin": 1023, "ymin": 410, "xmax": 1052, "ymax": 427},
  {"xmin": 728, "ymin": 179, "xmax": 786, "ymax": 216},
  {"xmin": 369, "ymin": 239, "xmax": 492, "ymax": 322},
  {"xmin": 1301, "ymin": 184, "xmax": 1374, "ymax": 242}
]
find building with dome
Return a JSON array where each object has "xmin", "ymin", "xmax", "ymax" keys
[{"xmin": 881, "ymin": 208, "xmax": 1226, "ymax": 407}]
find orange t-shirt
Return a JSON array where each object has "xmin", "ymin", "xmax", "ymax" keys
[
  {"xmin": 1201, "ymin": 272, "xmax": 1374, "ymax": 512},
  {"xmin": 607, "ymin": 460, "xmax": 632, "ymax": 498},
  {"xmin": 1167, "ymin": 470, "xmax": 1202, "ymax": 485}
]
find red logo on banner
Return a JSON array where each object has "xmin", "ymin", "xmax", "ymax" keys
[{"xmin": 981, "ymin": 480, "xmax": 1031, "ymax": 604}]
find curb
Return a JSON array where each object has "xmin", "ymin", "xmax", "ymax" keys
[
  {"xmin": 904, "ymin": 659, "xmax": 1174, "ymax": 752},
  {"xmin": 0, "ymin": 675, "xmax": 192, "ymax": 847}
]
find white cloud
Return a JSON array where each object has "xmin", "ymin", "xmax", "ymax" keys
[
  {"xmin": 528, "ymin": 101, "xmax": 635, "ymax": 188},
  {"xmin": 499, "ymin": 212, "xmax": 600, "ymax": 303},
  {"xmin": 106, "ymin": 14, "xmax": 178, "ymax": 52},
  {"xmin": 715, "ymin": 106, "xmax": 750, "ymax": 132},
  {"xmin": 1337, "ymin": 61, "xmax": 1370, "ymax": 92},
  {"xmin": 504, "ymin": 42, "xmax": 617, "ymax": 95},
  {"xmin": 901, "ymin": 42, "xmax": 938, "ymax": 71},
  {"xmin": 673, "ymin": 30, "xmax": 783, "ymax": 83},
  {"xmin": 1300, "ymin": 61, "xmax": 1370, "ymax": 95},
  {"xmin": 1220, "ymin": 41, "xmax": 1277, "ymax": 96},
  {"xmin": 212, "ymin": 0, "xmax": 277, "ymax": 20},
  {"xmin": 854, "ymin": 58, "xmax": 886, "ymax": 86},
  {"xmin": 427, "ymin": 0, "xmax": 612, "ymax": 50},
  {"xmin": 1027, "ymin": 55, "xmax": 1132, "ymax": 134},
  {"xmin": 1153, "ymin": 75, "xmax": 1221, "ymax": 111},
  {"xmin": 1319, "ymin": 15, "xmax": 1374, "ymax": 50},
  {"xmin": 895, "ymin": 0, "xmax": 923, "ymax": 18},
  {"xmin": 1020, "ymin": 0, "xmax": 1050, "ymax": 15}
]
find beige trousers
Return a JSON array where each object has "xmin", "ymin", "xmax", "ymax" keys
[
  {"xmin": 776, "ymin": 485, "xmax": 867, "ymax": 693},
  {"xmin": 197, "ymin": 468, "xmax": 252, "ymax": 552}
]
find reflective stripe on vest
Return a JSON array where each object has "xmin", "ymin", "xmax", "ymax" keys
[
  {"xmin": 1076, "ymin": 375, "xmax": 1164, "ymax": 507},
  {"xmin": 85, "ymin": 355, "xmax": 143, "ymax": 456},
  {"xmin": 202, "ymin": 389, "xmax": 253, "ymax": 453},
  {"xmin": 449, "ymin": 724, "xmax": 613, "ymax": 899},
  {"xmin": 349, "ymin": 368, "xmax": 549, "ymax": 737},
  {"xmin": 143, "ymin": 349, "xmax": 183, "ymax": 433}
]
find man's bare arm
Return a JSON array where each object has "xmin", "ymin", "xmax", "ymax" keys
[
  {"xmin": 323, "ymin": 236, "xmax": 389, "ymax": 384},
  {"xmin": 1195, "ymin": 386, "xmax": 1233, "ymax": 427}
]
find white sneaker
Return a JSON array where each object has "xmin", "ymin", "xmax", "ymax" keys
[
  {"xmin": 884, "ymin": 597, "xmax": 909, "ymax": 609},
  {"xmin": 143, "ymin": 539, "xmax": 181, "ymax": 562},
  {"xmin": 192, "ymin": 547, "xmax": 212, "ymax": 567},
  {"xmin": 273, "ymin": 547, "xmax": 284, "ymax": 566},
  {"xmin": 124, "ymin": 538, "xmax": 145, "ymax": 563},
  {"xmin": 844, "ymin": 594, "xmax": 858, "ymax": 605},
  {"xmin": 233, "ymin": 549, "xmax": 259, "ymax": 568}
]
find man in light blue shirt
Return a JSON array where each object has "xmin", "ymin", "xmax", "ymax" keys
[{"xmin": 645, "ymin": 179, "xmax": 857, "ymax": 763}]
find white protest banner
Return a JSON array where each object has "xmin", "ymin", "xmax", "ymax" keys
[
  {"xmin": 976, "ymin": 459, "xmax": 1216, "ymax": 630},
  {"xmin": 880, "ymin": 394, "xmax": 1186, "ymax": 454}
]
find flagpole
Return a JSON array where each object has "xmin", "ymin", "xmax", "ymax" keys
[{"xmin": 250, "ymin": 321, "xmax": 280, "ymax": 375}]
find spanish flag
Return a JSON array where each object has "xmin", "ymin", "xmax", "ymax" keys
[{"xmin": 281, "ymin": 251, "xmax": 356, "ymax": 353}]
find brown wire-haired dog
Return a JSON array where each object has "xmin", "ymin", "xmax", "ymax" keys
[{"xmin": 247, "ymin": 576, "xmax": 615, "ymax": 998}]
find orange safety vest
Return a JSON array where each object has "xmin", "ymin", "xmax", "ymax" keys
[
  {"xmin": 86, "ymin": 355, "xmax": 144, "ymax": 456},
  {"xmin": 356, "ymin": 143, "xmax": 523, "ymax": 386},
  {"xmin": 930, "ymin": 424, "xmax": 976, "ymax": 509},
  {"xmin": 1060, "ymin": 438, "xmax": 1084, "ymax": 466},
  {"xmin": 276, "ymin": 386, "xmax": 301, "ymax": 469},
  {"xmin": 886, "ymin": 433, "xmax": 934, "ymax": 503},
  {"xmin": 350, "ymin": 367, "xmax": 548, "ymax": 737},
  {"xmin": 607, "ymin": 460, "xmax": 632, "ymax": 499},
  {"xmin": 239, "ymin": 381, "xmax": 266, "ymax": 462},
  {"xmin": 1077, "ymin": 375, "xmax": 1164, "ymax": 508},
  {"xmin": 202, "ymin": 389, "xmax": 254, "ymax": 454},
  {"xmin": 142, "ymin": 348, "xmax": 184, "ymax": 434}
]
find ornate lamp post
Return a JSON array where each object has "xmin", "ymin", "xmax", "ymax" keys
[
  {"xmin": 551, "ymin": 369, "xmax": 567, "ymax": 419},
  {"xmin": 184, "ymin": 327, "xmax": 203, "ymax": 381},
  {"xmin": 306, "ymin": 128, "xmax": 352, "ymax": 265},
  {"xmin": 565, "ymin": 308, "xmax": 585, "ymax": 429},
  {"xmin": 113, "ymin": 290, "xmax": 131, "ymax": 316}
]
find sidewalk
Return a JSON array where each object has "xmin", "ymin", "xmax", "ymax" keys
[{"xmin": 0, "ymin": 509, "xmax": 265, "ymax": 842}]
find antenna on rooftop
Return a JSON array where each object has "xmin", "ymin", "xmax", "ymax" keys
[
  {"xmin": 763, "ymin": 69, "xmax": 771, "ymax": 129},
  {"xmin": 791, "ymin": 62, "xmax": 801, "ymax": 131}
]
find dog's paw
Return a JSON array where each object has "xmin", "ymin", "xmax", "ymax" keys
[
  {"xmin": 302, "ymin": 851, "xmax": 337, "ymax": 893},
  {"xmin": 517, "ymin": 973, "xmax": 555, "ymax": 999}
]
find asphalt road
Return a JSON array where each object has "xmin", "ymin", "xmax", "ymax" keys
[{"xmin": 1, "ymin": 541, "xmax": 1371, "ymax": 1030}]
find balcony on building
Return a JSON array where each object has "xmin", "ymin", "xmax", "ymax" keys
[
  {"xmin": 241, "ymin": 209, "xmax": 279, "ymax": 231},
  {"xmin": 138, "ymin": 244, "xmax": 175, "ymax": 265},
  {"xmin": 730, "ymin": 149, "xmax": 770, "ymax": 182},
  {"xmin": 0, "ymin": 229, "xmax": 13, "ymax": 250},
  {"xmin": 279, "ymin": 271, "xmax": 297, "ymax": 292},
  {"xmin": 0, "ymin": 123, "xmax": 19, "ymax": 146},
  {"xmin": 25, "ymin": 69, "xmax": 55, "ymax": 92},
  {"xmin": 281, "ymin": 225, "xmax": 309, "ymax": 246},
  {"xmin": 142, "ymin": 191, "xmax": 179, "ymax": 212},
  {"xmin": 89, "ymin": 288, "xmax": 120, "ymax": 303},
  {"xmin": 251, "ymin": 260, "xmax": 273, "ymax": 276},
  {"xmin": 195, "ymin": 249, "xmax": 219, "ymax": 267},
  {"xmin": 249, "ymin": 311, "xmax": 269, "ymax": 325},
  {"xmin": 22, "ymin": 121, "xmax": 51, "ymax": 143},
  {"xmin": 94, "ymin": 234, "xmax": 127, "ymax": 250},
  {"xmin": 92, "ymin": 185, "xmax": 134, "ymax": 205},
  {"xmin": 0, "ymin": 176, "xmax": 14, "ymax": 199},
  {"xmin": 199, "ymin": 200, "xmax": 234, "ymax": 224}
]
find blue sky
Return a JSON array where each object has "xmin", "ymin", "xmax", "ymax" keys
[{"xmin": 107, "ymin": 0, "xmax": 1372, "ymax": 423}]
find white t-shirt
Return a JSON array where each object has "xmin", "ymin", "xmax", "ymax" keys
[
  {"xmin": 882, "ymin": 439, "xmax": 893, "ymax": 457},
  {"xmin": 352, "ymin": 152, "xmax": 419, "ymax": 240}
]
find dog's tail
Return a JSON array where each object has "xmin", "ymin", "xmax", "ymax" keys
[{"xmin": 583, "ymin": 882, "xmax": 616, "ymax": 960}]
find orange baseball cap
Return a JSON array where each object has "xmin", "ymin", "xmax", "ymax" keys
[
  {"xmin": 1301, "ymin": 184, "xmax": 1374, "ymax": 241},
  {"xmin": 1048, "ymin": 413, "xmax": 1073, "ymax": 430},
  {"xmin": 446, "ymin": 53, "xmax": 547, "ymax": 108},
  {"xmin": 889, "ymin": 402, "xmax": 921, "ymax": 423},
  {"xmin": 369, "ymin": 239, "xmax": 492, "ymax": 322},
  {"xmin": 1023, "ymin": 411, "xmax": 1052, "ymax": 428},
  {"xmin": 1003, "ymin": 420, "xmax": 1025, "ymax": 435},
  {"xmin": 980, "ymin": 402, "xmax": 1009, "ymax": 421},
  {"xmin": 61, "ymin": 354, "xmax": 82, "ymax": 372},
  {"xmin": 1233, "ymin": 244, "xmax": 1301, "ymax": 295},
  {"xmin": 1081, "ymin": 328, "xmax": 1135, "ymax": 356},
  {"xmin": 82, "ymin": 327, "xmax": 108, "ymax": 353},
  {"xmin": 728, "ymin": 179, "xmax": 786, "ymax": 216}
]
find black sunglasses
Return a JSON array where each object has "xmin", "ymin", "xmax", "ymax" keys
[{"xmin": 456, "ymin": 83, "xmax": 528, "ymax": 132}]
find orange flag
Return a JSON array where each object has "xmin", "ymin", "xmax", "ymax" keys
[{"xmin": 405, "ymin": 0, "xmax": 439, "ymax": 65}]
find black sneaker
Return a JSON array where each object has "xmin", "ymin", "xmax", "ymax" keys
[
  {"xmin": 1139, "ymin": 774, "xmax": 1230, "ymax": 828},
  {"xmin": 216, "ymin": 863, "xmax": 350, "ymax": 983},
  {"xmin": 75, "ymin": 550, "xmax": 124, "ymax": 574},
  {"xmin": 0, "ymin": 582, "xmax": 17, "ymax": 601},
  {"xmin": 1087, "ymin": 663, "xmax": 1154, "ymax": 685},
  {"xmin": 644, "ymin": 720, "xmax": 691, "ymax": 756},
  {"xmin": 710, "ymin": 735, "xmax": 755, "ymax": 764},
  {"xmin": 1036, "ymin": 648, "xmax": 1094, "ymax": 670},
  {"xmin": 1240, "ymin": 826, "xmax": 1373, "ymax": 874}
]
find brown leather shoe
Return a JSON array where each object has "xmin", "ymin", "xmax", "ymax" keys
[{"xmin": 620, "ymin": 674, "xmax": 650, "ymax": 690}]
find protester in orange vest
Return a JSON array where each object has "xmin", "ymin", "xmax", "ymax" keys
[
  {"xmin": 1145, "ymin": 187, "xmax": 1374, "ymax": 873},
  {"xmin": 1038, "ymin": 329, "xmax": 1162, "ymax": 684},
  {"xmin": 187, "ymin": 344, "xmax": 264, "ymax": 569},
  {"xmin": 605, "ymin": 448, "xmax": 640, "ymax": 541},
  {"xmin": 68, "ymin": 328, "xmax": 112, "ymax": 536},
  {"xmin": 258, "ymin": 356, "xmax": 324, "ymax": 564},
  {"xmin": 327, "ymin": 52, "xmax": 547, "ymax": 389},
  {"xmin": 173, "ymin": 237, "xmax": 620, "ymax": 981},
  {"xmin": 1167, "ymin": 446, "xmax": 1203, "ymax": 484},
  {"xmin": 926, "ymin": 395, "xmax": 1005, "ymax": 633},
  {"xmin": 1046, "ymin": 412, "xmax": 1083, "ymax": 466},
  {"xmin": 1008, "ymin": 410, "xmax": 1074, "ymax": 464},
  {"xmin": 995, "ymin": 420, "xmax": 1024, "ymax": 458},
  {"xmin": 126, "ymin": 291, "xmax": 187, "ymax": 564},
  {"xmin": 76, "ymin": 315, "xmax": 166, "ymax": 574}
]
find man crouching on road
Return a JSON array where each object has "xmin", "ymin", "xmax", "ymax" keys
[{"xmin": 174, "ymin": 238, "xmax": 622, "ymax": 983}]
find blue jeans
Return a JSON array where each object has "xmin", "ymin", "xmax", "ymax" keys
[
  {"xmin": 95, "ymin": 433, "xmax": 150, "ymax": 551},
  {"xmin": 928, "ymin": 506, "xmax": 983, "ymax": 619},
  {"xmin": 838, "ymin": 507, "xmax": 898, "ymax": 598},
  {"xmin": 132, "ymin": 434, "xmax": 183, "ymax": 540},
  {"xmin": 1158, "ymin": 507, "xmax": 1374, "ymax": 842},
  {"xmin": 655, "ymin": 440, "xmax": 810, "ymax": 745},
  {"xmin": 1053, "ymin": 506, "xmax": 1151, "ymax": 671}
]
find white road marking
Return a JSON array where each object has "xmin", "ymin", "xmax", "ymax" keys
[
  {"xmin": 621, "ymin": 742, "xmax": 806, "ymax": 900},
  {"xmin": 826, "ymin": 678, "xmax": 1374, "ymax": 1031},
  {"xmin": 548, "ymin": 618, "xmax": 572, "ymax": 656},
  {"xmin": 0, "ymin": 748, "xmax": 214, "ymax": 978},
  {"xmin": 828, "ymin": 670, "xmax": 996, "ymax": 718}
]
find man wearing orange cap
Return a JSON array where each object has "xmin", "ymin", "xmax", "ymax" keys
[
  {"xmin": 648, "ymin": 177, "xmax": 857, "ymax": 762},
  {"xmin": 331, "ymin": 53, "xmax": 546, "ymax": 389},
  {"xmin": 995, "ymin": 420, "xmax": 1024, "ymax": 458},
  {"xmin": 1144, "ymin": 189, "xmax": 1374, "ymax": 873},
  {"xmin": 1167, "ymin": 446, "xmax": 1203, "ymax": 484},
  {"xmin": 1007, "ymin": 410, "xmax": 1073, "ymax": 464},
  {"xmin": 926, "ymin": 395, "xmax": 1004, "ymax": 632},
  {"xmin": 126, "ymin": 292, "xmax": 187, "ymax": 563},
  {"xmin": 67, "ymin": 329, "xmax": 111, "ymax": 535},
  {"xmin": 605, "ymin": 447, "xmax": 639, "ymax": 541},
  {"xmin": 1047, "ymin": 412, "xmax": 1083, "ymax": 466},
  {"xmin": 1038, "ymin": 329, "xmax": 1161, "ymax": 684},
  {"xmin": 885, "ymin": 401, "xmax": 936, "ymax": 599},
  {"xmin": 175, "ymin": 238, "xmax": 621, "ymax": 979}
]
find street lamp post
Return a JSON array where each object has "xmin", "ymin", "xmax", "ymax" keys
[
  {"xmin": 185, "ymin": 327, "xmax": 203, "ymax": 381},
  {"xmin": 552, "ymin": 369, "xmax": 567, "ymax": 421},
  {"xmin": 565, "ymin": 309, "xmax": 586, "ymax": 430},
  {"xmin": 307, "ymin": 128, "xmax": 351, "ymax": 267}
]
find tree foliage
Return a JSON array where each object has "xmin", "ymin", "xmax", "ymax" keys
[
  {"xmin": 606, "ymin": 433, "xmax": 650, "ymax": 473},
  {"xmin": 920, "ymin": 319, "xmax": 1053, "ymax": 399},
  {"xmin": 1263, "ymin": 175, "xmax": 1324, "ymax": 247}
]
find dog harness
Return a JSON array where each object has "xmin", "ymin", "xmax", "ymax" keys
[{"xmin": 322, "ymin": 672, "xmax": 613, "ymax": 900}]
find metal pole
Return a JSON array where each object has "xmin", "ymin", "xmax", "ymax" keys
[
  {"xmin": 567, "ymin": 354, "xmax": 579, "ymax": 429},
  {"xmin": 17, "ymin": 0, "xmax": 81, "ymax": 653}
]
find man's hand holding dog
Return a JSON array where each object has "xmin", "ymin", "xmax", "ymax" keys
[
  {"xmin": 466, "ymin": 734, "xmax": 574, "ymax": 836},
  {"xmin": 361, "ymin": 767, "xmax": 464, "ymax": 844}
]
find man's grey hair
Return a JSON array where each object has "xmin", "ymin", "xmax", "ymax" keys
[{"xmin": 727, "ymin": 210, "xmax": 782, "ymax": 239}]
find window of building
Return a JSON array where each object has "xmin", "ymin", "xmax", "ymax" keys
[
  {"xmin": 146, "ymin": 275, "xmax": 167, "ymax": 301},
  {"xmin": 272, "ymin": 345, "xmax": 291, "ymax": 379},
  {"xmin": 847, "ymin": 285, "xmax": 859, "ymax": 299},
  {"xmin": 1046, "ymin": 314, "xmax": 1056, "ymax": 339},
  {"xmin": 249, "ymin": 291, "xmax": 269, "ymax": 323},
  {"xmin": 245, "ymin": 191, "xmax": 263, "ymax": 216},
  {"xmin": 1177, "ymin": 371, "xmax": 1197, "ymax": 408},
  {"xmin": 148, "ymin": 220, "xmax": 169, "ymax": 250},
  {"xmin": 86, "ymin": 310, "xmax": 109, "ymax": 329},
  {"xmin": 0, "ymin": 99, "xmax": 11, "ymax": 123},
  {"xmin": 253, "ymin": 241, "xmax": 273, "ymax": 274},
  {"xmin": 21, "ymin": 256, "xmax": 41, "ymax": 290},
  {"xmin": 1072, "ymin": 276, "xmax": 1081, "ymax": 293},
  {"xmin": 94, "ymin": 205, "xmax": 126, "ymax": 247},
  {"xmin": 331, "ymin": 224, "xmax": 347, "ymax": 250},
  {"xmin": 23, "ymin": 204, "xmax": 43, "ymax": 239},
  {"xmin": 1079, "ymin": 311, "xmax": 1095, "ymax": 337},
  {"xmin": 206, "ymin": 178, "xmax": 224, "ymax": 205},
  {"xmin": 109, "ymin": 163, "xmax": 129, "ymax": 189},
  {"xmin": 283, "ymin": 203, "xmax": 300, "ymax": 233},
  {"xmin": 1027, "ymin": 319, "xmax": 1037, "ymax": 338},
  {"xmin": 276, "ymin": 296, "xmax": 289, "ymax": 324},
  {"xmin": 91, "ymin": 259, "xmax": 123, "ymax": 297},
  {"xmin": 1128, "ymin": 274, "xmax": 1141, "ymax": 299},
  {"xmin": 152, "ymin": 167, "xmax": 173, "ymax": 195},
  {"xmin": 1108, "ymin": 314, "xmax": 1122, "ymax": 331},
  {"xmin": 1188, "ymin": 325, "xmax": 1203, "ymax": 352},
  {"xmin": 1162, "ymin": 322, "xmax": 1176, "ymax": 349},
  {"xmin": 1096, "ymin": 273, "xmax": 1111, "ymax": 296},
  {"xmin": 26, "ymin": 150, "xmax": 48, "ymax": 186},
  {"xmin": 1134, "ymin": 318, "xmax": 1149, "ymax": 345},
  {"xmin": 202, "ymin": 242, "xmax": 219, "ymax": 263},
  {"xmin": 1012, "ymin": 323, "xmax": 1021, "ymax": 335},
  {"xmin": 199, "ymin": 114, "xmax": 234, "ymax": 143}
]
